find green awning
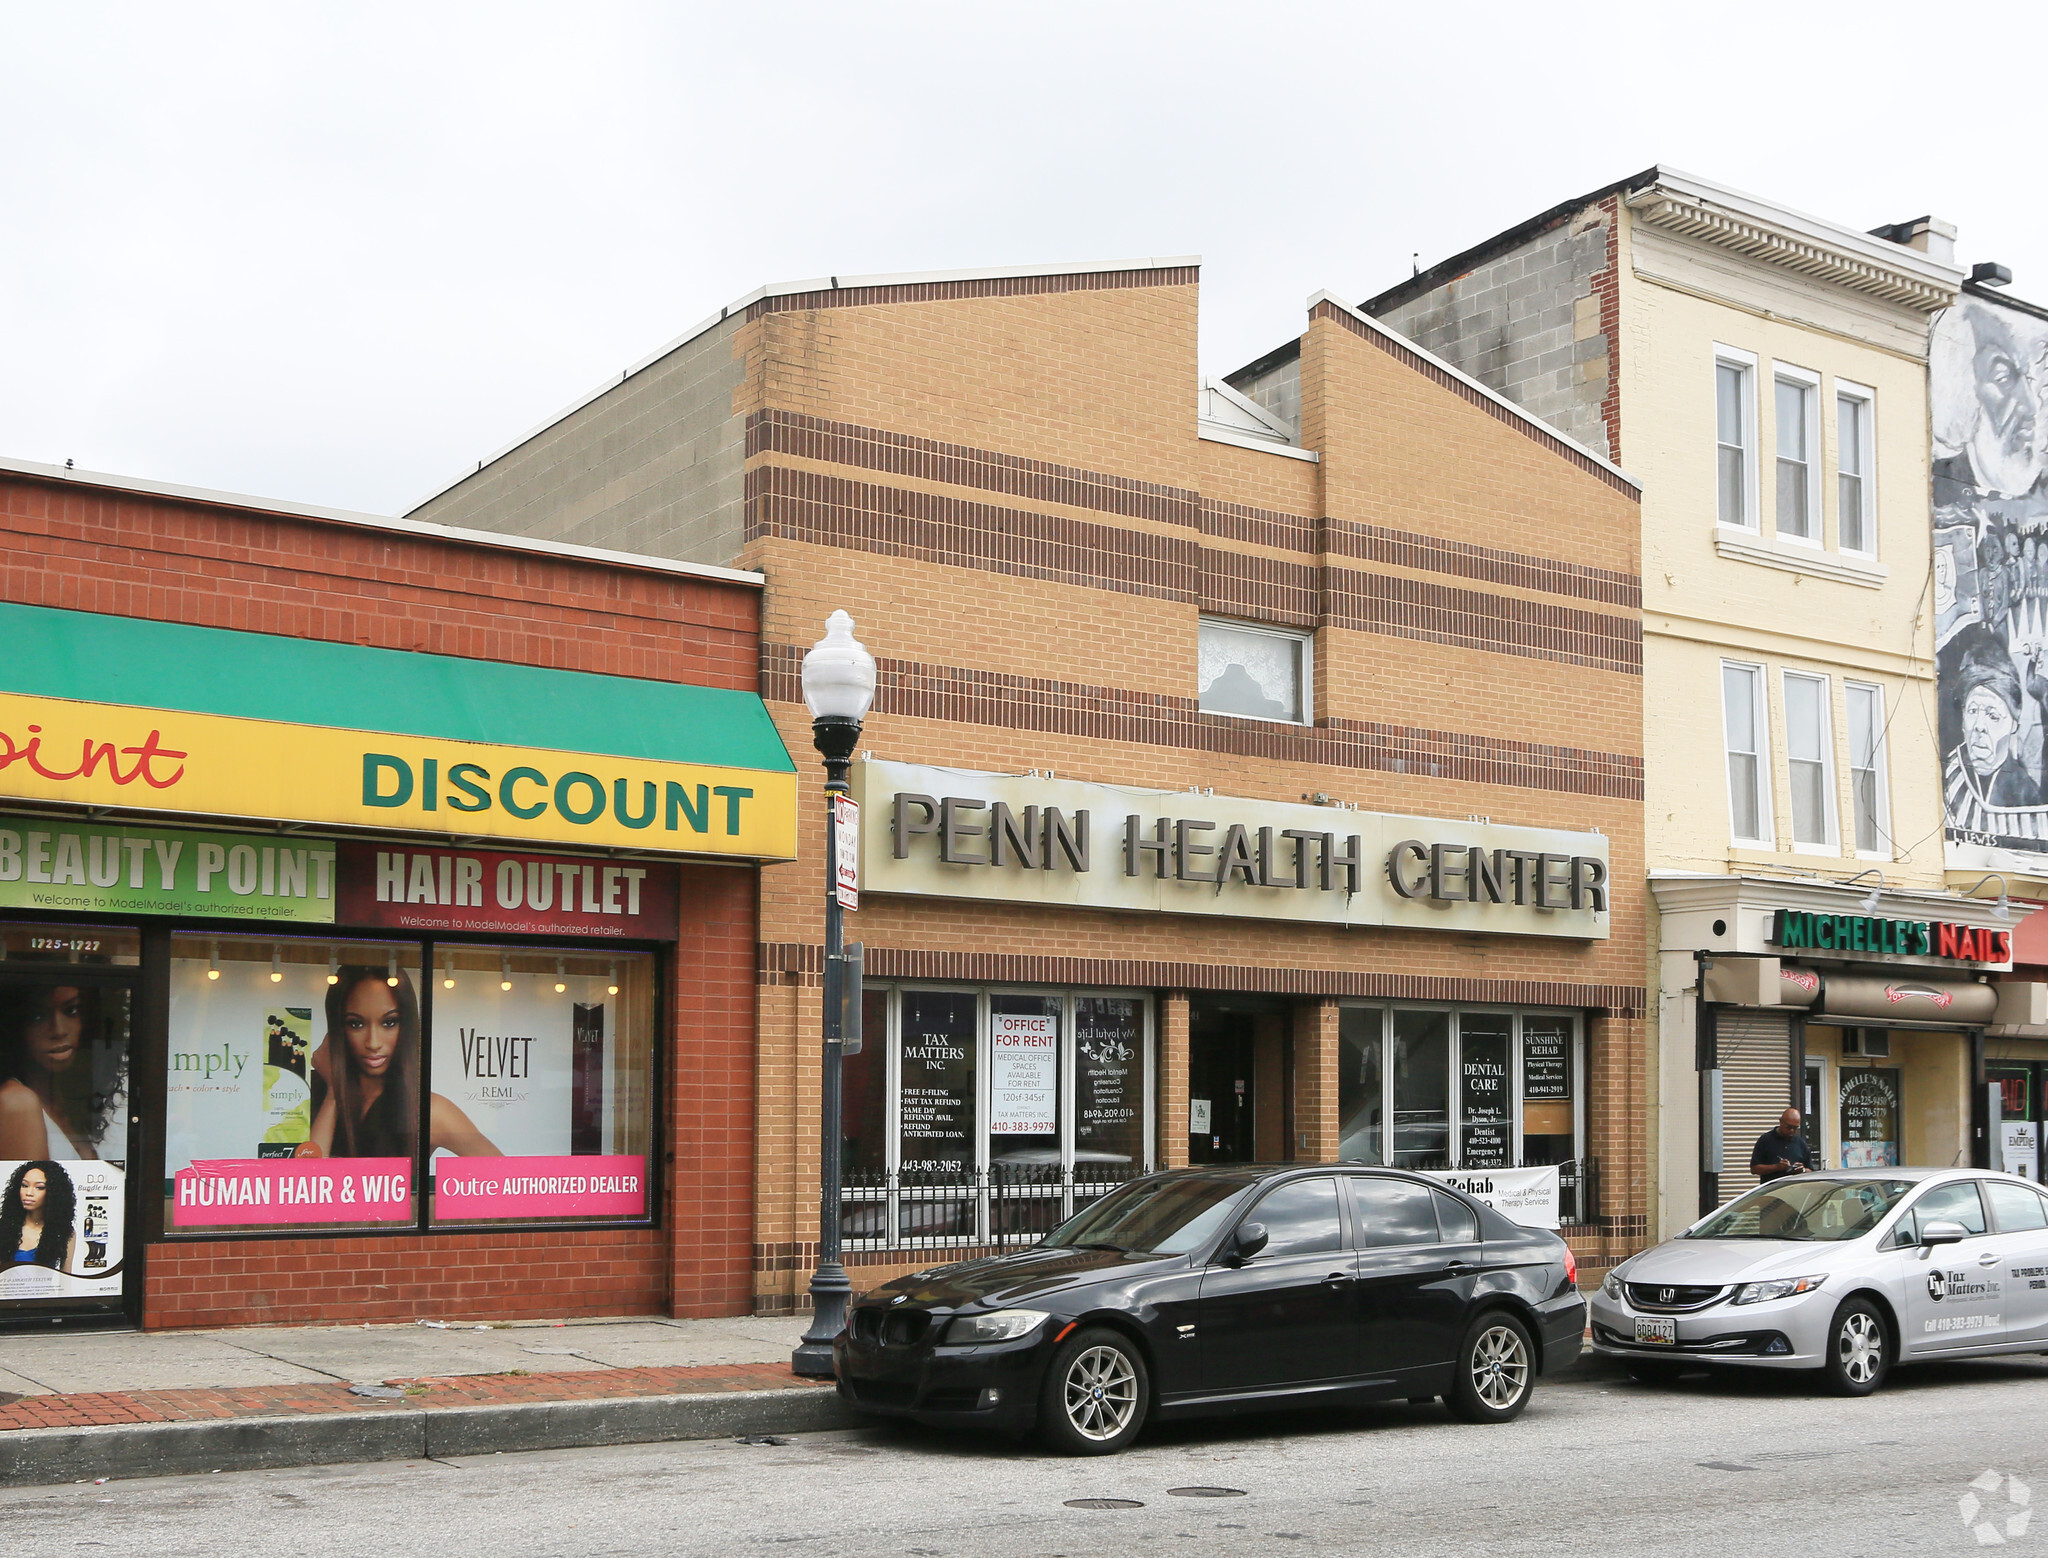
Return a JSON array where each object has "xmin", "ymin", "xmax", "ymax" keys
[{"xmin": 0, "ymin": 600, "xmax": 794, "ymax": 773}]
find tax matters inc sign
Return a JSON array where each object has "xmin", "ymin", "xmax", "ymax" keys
[{"xmin": 851, "ymin": 760, "xmax": 1609, "ymax": 939}]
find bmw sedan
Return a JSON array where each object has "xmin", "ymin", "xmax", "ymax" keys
[
  {"xmin": 1590, "ymin": 1169, "xmax": 2048, "ymax": 1395},
  {"xmin": 833, "ymin": 1164, "xmax": 1585, "ymax": 1455}
]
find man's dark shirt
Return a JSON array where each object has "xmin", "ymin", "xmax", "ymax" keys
[{"xmin": 1750, "ymin": 1129, "xmax": 1813, "ymax": 1181}]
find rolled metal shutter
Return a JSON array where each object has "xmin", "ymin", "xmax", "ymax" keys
[{"xmin": 1716, "ymin": 1010, "xmax": 1796, "ymax": 1203}]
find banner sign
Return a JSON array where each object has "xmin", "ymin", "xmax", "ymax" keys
[
  {"xmin": 0, "ymin": 820, "xmax": 335, "ymax": 923},
  {"xmin": 171, "ymin": 1157, "xmax": 413, "ymax": 1227},
  {"xmin": 0, "ymin": 690, "xmax": 796, "ymax": 859},
  {"xmin": 0, "ymin": 1160, "xmax": 124, "ymax": 1303},
  {"xmin": 433, "ymin": 1154, "xmax": 646, "ymax": 1220},
  {"xmin": 853, "ymin": 760, "xmax": 1608, "ymax": 938},
  {"xmin": 2002, "ymin": 1121, "xmax": 2040, "ymax": 1180},
  {"xmin": 1420, "ymin": 1165, "xmax": 1561, "ymax": 1230},
  {"xmin": 335, "ymin": 844, "xmax": 679, "ymax": 938}
]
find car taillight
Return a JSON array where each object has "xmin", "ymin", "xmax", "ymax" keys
[{"xmin": 1563, "ymin": 1245, "xmax": 1578, "ymax": 1286}]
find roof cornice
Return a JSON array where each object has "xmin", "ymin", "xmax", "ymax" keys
[{"xmin": 1626, "ymin": 169, "xmax": 1962, "ymax": 312}]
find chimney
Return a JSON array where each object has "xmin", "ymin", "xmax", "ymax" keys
[{"xmin": 1869, "ymin": 216, "xmax": 1958, "ymax": 264}]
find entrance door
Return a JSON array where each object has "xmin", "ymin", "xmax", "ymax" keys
[
  {"xmin": 1802, "ymin": 1059, "xmax": 1826, "ymax": 1168},
  {"xmin": 0, "ymin": 967, "xmax": 135, "ymax": 1325},
  {"xmin": 1188, "ymin": 1010, "xmax": 1255, "ymax": 1164}
]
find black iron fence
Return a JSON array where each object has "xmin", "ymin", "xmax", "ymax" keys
[
  {"xmin": 840, "ymin": 1165, "xmax": 1144, "ymax": 1250},
  {"xmin": 839, "ymin": 1157, "xmax": 1597, "ymax": 1250}
]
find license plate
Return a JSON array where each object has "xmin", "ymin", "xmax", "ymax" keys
[{"xmin": 1635, "ymin": 1317, "xmax": 1677, "ymax": 1346}]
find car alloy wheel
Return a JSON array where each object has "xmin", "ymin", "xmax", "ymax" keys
[
  {"xmin": 1448, "ymin": 1311, "xmax": 1536, "ymax": 1423},
  {"xmin": 1822, "ymin": 1300, "xmax": 1889, "ymax": 1397},
  {"xmin": 1064, "ymin": 1344, "xmax": 1139, "ymax": 1442},
  {"xmin": 1470, "ymin": 1323, "xmax": 1530, "ymax": 1411}
]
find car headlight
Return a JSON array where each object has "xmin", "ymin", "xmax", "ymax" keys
[
  {"xmin": 1601, "ymin": 1270, "xmax": 1623, "ymax": 1301},
  {"xmin": 942, "ymin": 1308, "xmax": 1051, "ymax": 1344},
  {"xmin": 1732, "ymin": 1274, "xmax": 1826, "ymax": 1306}
]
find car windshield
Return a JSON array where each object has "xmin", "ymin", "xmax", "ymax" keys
[
  {"xmin": 1041, "ymin": 1176, "xmax": 1251, "ymax": 1255},
  {"xmin": 1685, "ymin": 1178, "xmax": 1911, "ymax": 1242}
]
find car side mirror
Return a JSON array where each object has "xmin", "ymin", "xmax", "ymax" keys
[
  {"xmin": 1919, "ymin": 1219, "xmax": 1968, "ymax": 1249},
  {"xmin": 1230, "ymin": 1222, "xmax": 1268, "ymax": 1263}
]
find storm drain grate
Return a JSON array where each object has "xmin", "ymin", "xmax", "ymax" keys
[
  {"xmin": 1064, "ymin": 1498, "xmax": 1145, "ymax": 1510},
  {"xmin": 1168, "ymin": 1487, "xmax": 1248, "ymax": 1498}
]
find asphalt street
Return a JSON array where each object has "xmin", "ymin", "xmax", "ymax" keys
[{"xmin": 15, "ymin": 1355, "xmax": 2048, "ymax": 1557}]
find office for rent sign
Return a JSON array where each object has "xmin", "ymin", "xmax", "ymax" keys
[{"xmin": 990, "ymin": 1010, "xmax": 1057, "ymax": 1135}]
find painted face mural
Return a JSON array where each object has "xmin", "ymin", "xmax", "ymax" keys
[{"xmin": 1935, "ymin": 298, "xmax": 2048, "ymax": 861}]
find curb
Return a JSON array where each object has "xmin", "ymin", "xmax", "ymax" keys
[{"xmin": 0, "ymin": 1385, "xmax": 857, "ymax": 1489}]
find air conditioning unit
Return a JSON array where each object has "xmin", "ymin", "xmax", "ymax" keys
[{"xmin": 1842, "ymin": 1029, "xmax": 1891, "ymax": 1059}]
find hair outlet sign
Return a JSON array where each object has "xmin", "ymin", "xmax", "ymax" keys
[{"xmin": 850, "ymin": 760, "xmax": 1609, "ymax": 938}]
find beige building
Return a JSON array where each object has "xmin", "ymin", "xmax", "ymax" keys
[{"xmin": 1349, "ymin": 169, "xmax": 2026, "ymax": 1236}]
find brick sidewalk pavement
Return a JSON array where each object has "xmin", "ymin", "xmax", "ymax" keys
[{"xmin": 0, "ymin": 1360, "xmax": 828, "ymax": 1433}]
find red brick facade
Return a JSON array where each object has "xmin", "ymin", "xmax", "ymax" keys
[{"xmin": 0, "ymin": 468, "xmax": 766, "ymax": 1329}]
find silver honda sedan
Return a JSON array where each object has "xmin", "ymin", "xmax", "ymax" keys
[{"xmin": 1589, "ymin": 1169, "xmax": 2048, "ymax": 1395}]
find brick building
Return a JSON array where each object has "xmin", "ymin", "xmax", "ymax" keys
[
  {"xmin": 412, "ymin": 259, "xmax": 1654, "ymax": 1301},
  {"xmin": 1350, "ymin": 170, "xmax": 2033, "ymax": 1233},
  {"xmin": 0, "ymin": 461, "xmax": 795, "ymax": 1329}
]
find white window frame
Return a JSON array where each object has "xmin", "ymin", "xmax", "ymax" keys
[
  {"xmin": 1835, "ymin": 380, "xmax": 1877, "ymax": 558},
  {"xmin": 1714, "ymin": 345, "xmax": 1760, "ymax": 532},
  {"xmin": 1781, "ymin": 669, "xmax": 1839, "ymax": 852},
  {"xmin": 1844, "ymin": 680, "xmax": 1891, "ymax": 860},
  {"xmin": 1772, "ymin": 363, "xmax": 1823, "ymax": 548},
  {"xmin": 1721, "ymin": 660, "xmax": 1775, "ymax": 846},
  {"xmin": 1197, "ymin": 616, "xmax": 1314, "ymax": 727}
]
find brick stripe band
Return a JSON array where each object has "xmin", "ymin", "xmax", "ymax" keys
[
  {"xmin": 745, "ymin": 266, "xmax": 1199, "ymax": 321},
  {"xmin": 1314, "ymin": 300, "xmax": 1637, "ymax": 495},
  {"xmin": 747, "ymin": 409, "xmax": 1641, "ymax": 607},
  {"xmin": 757, "ymin": 942, "xmax": 1647, "ymax": 1015},
  {"xmin": 760, "ymin": 643, "xmax": 1643, "ymax": 797},
  {"xmin": 747, "ymin": 467, "xmax": 1642, "ymax": 674}
]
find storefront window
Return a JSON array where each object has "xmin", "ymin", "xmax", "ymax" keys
[
  {"xmin": 1520, "ymin": 1016, "xmax": 1575, "ymax": 1165},
  {"xmin": 1840, "ymin": 1067, "xmax": 1902, "ymax": 1168},
  {"xmin": 854, "ymin": 986, "xmax": 1153, "ymax": 1248},
  {"xmin": 1074, "ymin": 997, "xmax": 1144, "ymax": 1171},
  {"xmin": 165, "ymin": 934, "xmax": 657, "ymax": 1234},
  {"xmin": 427, "ymin": 944, "xmax": 656, "ymax": 1226},
  {"xmin": 1338, "ymin": 1007, "xmax": 1385, "ymax": 1163},
  {"xmin": 1341, "ymin": 1005, "xmax": 1583, "ymax": 1177},
  {"xmin": 0, "ymin": 973, "xmax": 130, "ymax": 1311},
  {"xmin": 167, "ymin": 935, "xmax": 422, "ymax": 1232},
  {"xmin": 1391, "ymin": 1010, "xmax": 1451, "ymax": 1166},
  {"xmin": 1458, "ymin": 1015, "xmax": 1512, "ymax": 1168}
]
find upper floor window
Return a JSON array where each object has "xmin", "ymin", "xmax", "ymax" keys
[
  {"xmin": 1775, "ymin": 368, "xmax": 1820, "ymax": 543},
  {"xmin": 1198, "ymin": 618, "xmax": 1311, "ymax": 725},
  {"xmin": 1782, "ymin": 670, "xmax": 1837, "ymax": 849},
  {"xmin": 1845, "ymin": 681, "xmax": 1889, "ymax": 856},
  {"xmin": 1837, "ymin": 385, "xmax": 1875, "ymax": 555},
  {"xmin": 1722, "ymin": 661, "xmax": 1773, "ymax": 845},
  {"xmin": 1715, "ymin": 350, "xmax": 1757, "ymax": 528}
]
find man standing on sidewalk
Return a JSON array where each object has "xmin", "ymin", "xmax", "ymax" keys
[{"xmin": 1750, "ymin": 1108, "xmax": 1814, "ymax": 1183}]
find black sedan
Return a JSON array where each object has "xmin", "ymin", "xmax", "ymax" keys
[{"xmin": 834, "ymin": 1164, "xmax": 1585, "ymax": 1455}]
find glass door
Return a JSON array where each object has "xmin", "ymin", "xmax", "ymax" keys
[
  {"xmin": 0, "ymin": 959, "xmax": 136, "ymax": 1324},
  {"xmin": 1990, "ymin": 1063, "xmax": 2042, "ymax": 1180}
]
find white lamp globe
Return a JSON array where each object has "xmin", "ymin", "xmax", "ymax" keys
[{"xmin": 800, "ymin": 610, "xmax": 877, "ymax": 721}]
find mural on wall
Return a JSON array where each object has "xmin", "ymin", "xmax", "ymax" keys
[{"xmin": 1933, "ymin": 294, "xmax": 2048, "ymax": 871}]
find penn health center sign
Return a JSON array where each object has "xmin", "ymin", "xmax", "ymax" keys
[
  {"xmin": 851, "ymin": 761, "xmax": 1610, "ymax": 938},
  {"xmin": 0, "ymin": 602, "xmax": 797, "ymax": 859}
]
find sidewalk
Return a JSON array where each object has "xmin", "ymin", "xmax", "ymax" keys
[{"xmin": 0, "ymin": 1316, "xmax": 852, "ymax": 1487}]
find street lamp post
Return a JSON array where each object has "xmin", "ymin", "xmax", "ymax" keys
[{"xmin": 792, "ymin": 610, "xmax": 876, "ymax": 1378}]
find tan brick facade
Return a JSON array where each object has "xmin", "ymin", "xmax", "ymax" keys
[{"xmin": 418, "ymin": 259, "xmax": 1652, "ymax": 1305}]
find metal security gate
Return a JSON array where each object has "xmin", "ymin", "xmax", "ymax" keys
[{"xmin": 1714, "ymin": 1010, "xmax": 1797, "ymax": 1204}]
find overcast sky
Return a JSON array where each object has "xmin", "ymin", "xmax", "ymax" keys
[{"xmin": 4, "ymin": 2, "xmax": 2038, "ymax": 517}]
